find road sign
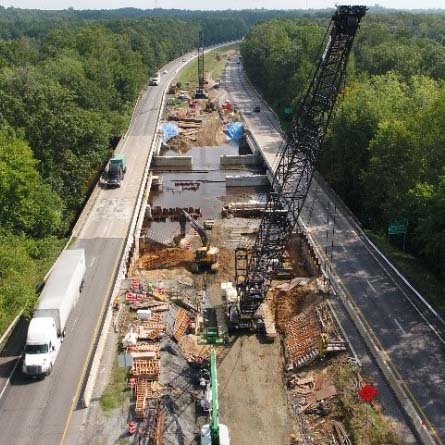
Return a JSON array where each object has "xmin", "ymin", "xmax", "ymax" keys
[
  {"xmin": 388, "ymin": 218, "xmax": 408, "ymax": 235},
  {"xmin": 284, "ymin": 106, "xmax": 293, "ymax": 115},
  {"xmin": 358, "ymin": 384, "xmax": 378, "ymax": 402}
]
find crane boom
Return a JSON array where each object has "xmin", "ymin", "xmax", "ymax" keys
[
  {"xmin": 210, "ymin": 347, "xmax": 219, "ymax": 443},
  {"xmin": 195, "ymin": 31, "xmax": 206, "ymax": 98},
  {"xmin": 232, "ymin": 5, "xmax": 367, "ymax": 326}
]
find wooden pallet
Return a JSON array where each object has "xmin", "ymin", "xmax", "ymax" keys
[
  {"xmin": 131, "ymin": 359, "xmax": 160, "ymax": 379},
  {"xmin": 135, "ymin": 380, "xmax": 151, "ymax": 419},
  {"xmin": 134, "ymin": 343, "xmax": 160, "ymax": 355},
  {"xmin": 113, "ymin": 304, "xmax": 128, "ymax": 333},
  {"xmin": 151, "ymin": 303, "xmax": 170, "ymax": 312},
  {"xmin": 138, "ymin": 321, "xmax": 166, "ymax": 340},
  {"xmin": 150, "ymin": 402, "xmax": 165, "ymax": 445},
  {"xmin": 173, "ymin": 309, "xmax": 190, "ymax": 342}
]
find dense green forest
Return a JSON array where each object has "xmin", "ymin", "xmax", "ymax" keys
[
  {"xmin": 2, "ymin": 7, "xmax": 445, "ymax": 334},
  {"xmin": 241, "ymin": 13, "xmax": 445, "ymax": 301},
  {"xmin": 0, "ymin": 11, "xmax": 243, "ymax": 334}
]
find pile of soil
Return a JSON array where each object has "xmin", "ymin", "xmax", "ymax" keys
[
  {"xmin": 138, "ymin": 247, "xmax": 194, "ymax": 270},
  {"xmin": 270, "ymin": 279, "xmax": 323, "ymax": 333}
]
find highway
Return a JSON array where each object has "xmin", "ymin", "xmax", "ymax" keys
[
  {"xmin": 0, "ymin": 49, "xmax": 204, "ymax": 445},
  {"xmin": 224, "ymin": 60, "xmax": 445, "ymax": 444}
]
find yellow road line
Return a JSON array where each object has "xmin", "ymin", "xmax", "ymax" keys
[{"xmin": 334, "ymin": 271, "xmax": 442, "ymax": 444}]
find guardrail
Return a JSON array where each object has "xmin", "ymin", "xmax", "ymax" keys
[
  {"xmin": 239, "ymin": 65, "xmax": 441, "ymax": 444},
  {"xmin": 82, "ymin": 70, "xmax": 168, "ymax": 408},
  {"xmin": 301, "ymin": 220, "xmax": 439, "ymax": 445},
  {"xmin": 81, "ymin": 41, "xmax": 239, "ymax": 408}
]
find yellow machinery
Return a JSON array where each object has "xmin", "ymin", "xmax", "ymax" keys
[{"xmin": 180, "ymin": 210, "xmax": 219, "ymax": 273}]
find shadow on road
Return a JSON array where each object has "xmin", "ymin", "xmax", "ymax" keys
[{"xmin": 0, "ymin": 317, "xmax": 30, "ymax": 387}]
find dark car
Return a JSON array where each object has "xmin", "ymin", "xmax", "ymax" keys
[{"xmin": 254, "ymin": 105, "xmax": 261, "ymax": 112}]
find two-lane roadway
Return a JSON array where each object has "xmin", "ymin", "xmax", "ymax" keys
[
  {"xmin": 224, "ymin": 60, "xmax": 445, "ymax": 444},
  {"xmin": 0, "ymin": 48, "xmax": 212, "ymax": 445}
]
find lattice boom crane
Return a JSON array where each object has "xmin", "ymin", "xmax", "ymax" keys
[{"xmin": 230, "ymin": 5, "xmax": 367, "ymax": 330}]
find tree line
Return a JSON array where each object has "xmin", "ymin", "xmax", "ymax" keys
[
  {"xmin": 0, "ymin": 13, "xmax": 242, "ymax": 334},
  {"xmin": 241, "ymin": 13, "xmax": 445, "ymax": 290}
]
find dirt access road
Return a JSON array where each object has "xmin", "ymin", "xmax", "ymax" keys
[{"xmin": 218, "ymin": 335, "xmax": 292, "ymax": 445}]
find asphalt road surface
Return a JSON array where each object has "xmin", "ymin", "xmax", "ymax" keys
[
  {"xmin": 0, "ymin": 44, "xmax": 231, "ymax": 445},
  {"xmin": 224, "ymin": 60, "xmax": 445, "ymax": 444}
]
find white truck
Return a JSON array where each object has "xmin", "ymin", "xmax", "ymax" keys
[
  {"xmin": 149, "ymin": 72, "xmax": 160, "ymax": 86},
  {"xmin": 22, "ymin": 249, "xmax": 86, "ymax": 378}
]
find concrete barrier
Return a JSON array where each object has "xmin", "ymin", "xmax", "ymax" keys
[
  {"xmin": 225, "ymin": 174, "xmax": 269, "ymax": 187},
  {"xmin": 238, "ymin": 66, "xmax": 440, "ymax": 444},
  {"xmin": 301, "ymin": 220, "xmax": 439, "ymax": 445},
  {"xmin": 152, "ymin": 156, "xmax": 192, "ymax": 169},
  {"xmin": 220, "ymin": 154, "xmax": 260, "ymax": 168}
]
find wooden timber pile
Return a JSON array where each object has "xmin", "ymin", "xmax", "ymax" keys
[
  {"xmin": 284, "ymin": 308, "xmax": 322, "ymax": 370},
  {"xmin": 150, "ymin": 400, "xmax": 166, "ymax": 445},
  {"xmin": 135, "ymin": 380, "xmax": 153, "ymax": 419},
  {"xmin": 121, "ymin": 279, "xmax": 167, "ymax": 426},
  {"xmin": 130, "ymin": 299, "xmax": 170, "ymax": 311},
  {"xmin": 138, "ymin": 320, "xmax": 166, "ymax": 341},
  {"xmin": 131, "ymin": 359, "xmax": 160, "ymax": 380},
  {"xmin": 173, "ymin": 308, "xmax": 190, "ymax": 342}
]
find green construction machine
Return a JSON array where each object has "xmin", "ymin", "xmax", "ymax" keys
[{"xmin": 200, "ymin": 346, "xmax": 230, "ymax": 445}]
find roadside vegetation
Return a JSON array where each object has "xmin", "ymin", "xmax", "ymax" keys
[
  {"xmin": 241, "ymin": 12, "xmax": 445, "ymax": 312},
  {"xmin": 100, "ymin": 358, "xmax": 129, "ymax": 413},
  {"xmin": 335, "ymin": 364, "xmax": 400, "ymax": 445},
  {"xmin": 0, "ymin": 10, "xmax": 245, "ymax": 335}
]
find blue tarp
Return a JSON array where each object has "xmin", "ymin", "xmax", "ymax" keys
[
  {"xmin": 161, "ymin": 122, "xmax": 180, "ymax": 142},
  {"xmin": 224, "ymin": 122, "xmax": 244, "ymax": 141}
]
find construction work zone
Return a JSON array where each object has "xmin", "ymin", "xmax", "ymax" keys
[
  {"xmin": 160, "ymin": 52, "xmax": 245, "ymax": 153},
  {"xmin": 87, "ymin": 201, "xmax": 401, "ymax": 445},
  {"xmin": 85, "ymin": 43, "xmax": 401, "ymax": 445},
  {"xmin": 109, "ymin": 275, "xmax": 207, "ymax": 444}
]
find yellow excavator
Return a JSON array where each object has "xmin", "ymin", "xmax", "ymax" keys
[{"xmin": 179, "ymin": 209, "xmax": 219, "ymax": 273}]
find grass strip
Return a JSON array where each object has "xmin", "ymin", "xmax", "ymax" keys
[{"xmin": 365, "ymin": 230, "xmax": 445, "ymax": 314}]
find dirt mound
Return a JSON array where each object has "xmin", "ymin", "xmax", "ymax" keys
[
  {"xmin": 195, "ymin": 117, "xmax": 226, "ymax": 146},
  {"xmin": 271, "ymin": 279, "xmax": 323, "ymax": 332},
  {"xmin": 138, "ymin": 247, "xmax": 194, "ymax": 270}
]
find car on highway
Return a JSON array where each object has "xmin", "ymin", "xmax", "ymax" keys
[
  {"xmin": 254, "ymin": 105, "xmax": 261, "ymax": 112},
  {"xmin": 162, "ymin": 69, "xmax": 168, "ymax": 74},
  {"xmin": 182, "ymin": 58, "xmax": 186, "ymax": 62}
]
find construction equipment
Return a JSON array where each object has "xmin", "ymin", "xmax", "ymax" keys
[
  {"xmin": 203, "ymin": 219, "xmax": 215, "ymax": 230},
  {"xmin": 229, "ymin": 5, "xmax": 367, "ymax": 330},
  {"xmin": 195, "ymin": 31, "xmax": 207, "ymax": 99},
  {"xmin": 179, "ymin": 209, "xmax": 219, "ymax": 273},
  {"xmin": 200, "ymin": 346, "xmax": 230, "ymax": 445}
]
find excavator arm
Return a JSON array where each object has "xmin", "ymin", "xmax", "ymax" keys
[{"xmin": 180, "ymin": 209, "xmax": 209, "ymax": 247}]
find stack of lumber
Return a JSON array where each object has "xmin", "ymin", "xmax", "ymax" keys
[
  {"xmin": 131, "ymin": 359, "xmax": 160, "ymax": 380},
  {"xmin": 173, "ymin": 309, "xmax": 190, "ymax": 342}
]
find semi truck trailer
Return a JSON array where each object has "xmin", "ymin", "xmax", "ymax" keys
[{"xmin": 22, "ymin": 249, "xmax": 86, "ymax": 378}]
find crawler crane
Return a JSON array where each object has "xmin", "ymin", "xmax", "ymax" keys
[{"xmin": 228, "ymin": 5, "xmax": 367, "ymax": 330}]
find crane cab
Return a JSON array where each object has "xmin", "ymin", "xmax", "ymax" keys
[
  {"xmin": 193, "ymin": 246, "xmax": 220, "ymax": 273},
  {"xmin": 200, "ymin": 423, "xmax": 230, "ymax": 445}
]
